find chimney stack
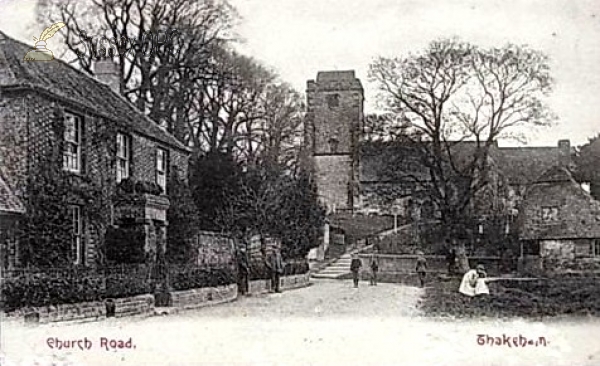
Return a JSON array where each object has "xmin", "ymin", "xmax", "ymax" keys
[
  {"xmin": 94, "ymin": 59, "xmax": 120, "ymax": 94},
  {"xmin": 558, "ymin": 139, "xmax": 570, "ymax": 167}
]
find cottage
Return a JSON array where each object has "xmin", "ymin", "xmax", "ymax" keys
[
  {"xmin": 517, "ymin": 165, "xmax": 600, "ymax": 271},
  {"xmin": 0, "ymin": 31, "xmax": 190, "ymax": 269}
]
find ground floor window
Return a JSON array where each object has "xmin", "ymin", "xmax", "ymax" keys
[{"xmin": 70, "ymin": 205, "xmax": 84, "ymax": 265}]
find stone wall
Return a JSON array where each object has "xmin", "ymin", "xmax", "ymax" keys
[
  {"xmin": 169, "ymin": 284, "xmax": 237, "ymax": 310},
  {"xmin": 247, "ymin": 273, "xmax": 311, "ymax": 295},
  {"xmin": 6, "ymin": 294, "xmax": 154, "ymax": 323},
  {"xmin": 313, "ymin": 155, "xmax": 352, "ymax": 210},
  {"xmin": 112, "ymin": 294, "xmax": 155, "ymax": 318}
]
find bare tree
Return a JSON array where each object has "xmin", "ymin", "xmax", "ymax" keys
[{"xmin": 369, "ymin": 38, "xmax": 555, "ymax": 270}]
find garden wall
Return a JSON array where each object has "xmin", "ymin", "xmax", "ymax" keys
[
  {"xmin": 247, "ymin": 273, "xmax": 311, "ymax": 295},
  {"xmin": 357, "ymin": 254, "xmax": 502, "ymax": 278},
  {"xmin": 5, "ymin": 294, "xmax": 154, "ymax": 324},
  {"xmin": 169, "ymin": 284, "xmax": 237, "ymax": 310}
]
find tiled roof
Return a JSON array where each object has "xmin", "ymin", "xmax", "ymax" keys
[
  {"xmin": 518, "ymin": 166, "xmax": 600, "ymax": 240},
  {"xmin": 495, "ymin": 146, "xmax": 559, "ymax": 185},
  {"xmin": 0, "ymin": 31, "xmax": 189, "ymax": 153},
  {"xmin": 0, "ymin": 173, "xmax": 25, "ymax": 215}
]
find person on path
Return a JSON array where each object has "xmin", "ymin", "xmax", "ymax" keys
[
  {"xmin": 350, "ymin": 254, "xmax": 362, "ymax": 288},
  {"xmin": 446, "ymin": 245, "xmax": 456, "ymax": 275},
  {"xmin": 415, "ymin": 250, "xmax": 427, "ymax": 287},
  {"xmin": 266, "ymin": 249, "xmax": 284, "ymax": 293},
  {"xmin": 369, "ymin": 253, "xmax": 379, "ymax": 286},
  {"xmin": 458, "ymin": 264, "xmax": 489, "ymax": 297},
  {"xmin": 236, "ymin": 245, "xmax": 249, "ymax": 296}
]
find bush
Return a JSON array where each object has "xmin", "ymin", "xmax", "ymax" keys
[
  {"xmin": 170, "ymin": 267, "xmax": 235, "ymax": 291},
  {"xmin": 105, "ymin": 226, "xmax": 146, "ymax": 264},
  {"xmin": 283, "ymin": 260, "xmax": 309, "ymax": 276},
  {"xmin": 1, "ymin": 272, "xmax": 103, "ymax": 312}
]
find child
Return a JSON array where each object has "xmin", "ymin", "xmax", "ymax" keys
[
  {"xmin": 369, "ymin": 254, "xmax": 379, "ymax": 286},
  {"xmin": 350, "ymin": 254, "xmax": 362, "ymax": 288}
]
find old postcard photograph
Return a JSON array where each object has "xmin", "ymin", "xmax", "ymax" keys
[{"xmin": 1, "ymin": 0, "xmax": 600, "ymax": 365}]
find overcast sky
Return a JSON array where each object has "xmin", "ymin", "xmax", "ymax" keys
[{"xmin": 1, "ymin": 0, "xmax": 599, "ymax": 147}]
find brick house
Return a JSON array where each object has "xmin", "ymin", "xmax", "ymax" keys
[
  {"xmin": 0, "ymin": 31, "xmax": 190, "ymax": 269},
  {"xmin": 517, "ymin": 165, "xmax": 600, "ymax": 270}
]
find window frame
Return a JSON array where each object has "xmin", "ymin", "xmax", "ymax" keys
[
  {"xmin": 541, "ymin": 206, "xmax": 559, "ymax": 222},
  {"xmin": 116, "ymin": 132, "xmax": 131, "ymax": 183},
  {"xmin": 62, "ymin": 112, "xmax": 83, "ymax": 173},
  {"xmin": 70, "ymin": 205, "xmax": 83, "ymax": 265},
  {"xmin": 155, "ymin": 147, "xmax": 168, "ymax": 194}
]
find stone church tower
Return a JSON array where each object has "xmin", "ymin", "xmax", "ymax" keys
[{"xmin": 305, "ymin": 71, "xmax": 364, "ymax": 212}]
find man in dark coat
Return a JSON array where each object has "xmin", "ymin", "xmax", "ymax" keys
[
  {"xmin": 350, "ymin": 254, "xmax": 362, "ymax": 288},
  {"xmin": 236, "ymin": 245, "xmax": 249, "ymax": 295},
  {"xmin": 267, "ymin": 249, "xmax": 284, "ymax": 293}
]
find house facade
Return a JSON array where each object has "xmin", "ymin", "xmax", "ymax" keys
[
  {"xmin": 0, "ymin": 31, "xmax": 190, "ymax": 269},
  {"xmin": 517, "ymin": 166, "xmax": 600, "ymax": 271}
]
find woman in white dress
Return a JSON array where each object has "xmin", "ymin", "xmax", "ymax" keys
[{"xmin": 459, "ymin": 264, "xmax": 489, "ymax": 297}]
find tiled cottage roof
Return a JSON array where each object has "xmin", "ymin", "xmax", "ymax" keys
[
  {"xmin": 0, "ymin": 31, "xmax": 189, "ymax": 153},
  {"xmin": 495, "ymin": 146, "xmax": 560, "ymax": 185},
  {"xmin": 518, "ymin": 166, "xmax": 600, "ymax": 240},
  {"xmin": 0, "ymin": 173, "xmax": 25, "ymax": 215}
]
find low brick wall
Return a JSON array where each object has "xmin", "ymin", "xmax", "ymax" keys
[
  {"xmin": 5, "ymin": 301, "xmax": 107, "ymax": 324},
  {"xmin": 111, "ymin": 294, "xmax": 154, "ymax": 318},
  {"xmin": 169, "ymin": 284, "xmax": 237, "ymax": 310},
  {"xmin": 280, "ymin": 273, "xmax": 311, "ymax": 290},
  {"xmin": 357, "ymin": 254, "xmax": 502, "ymax": 276},
  {"xmin": 248, "ymin": 273, "xmax": 311, "ymax": 295}
]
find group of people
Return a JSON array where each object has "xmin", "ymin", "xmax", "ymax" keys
[
  {"xmin": 349, "ymin": 245, "xmax": 490, "ymax": 297},
  {"xmin": 349, "ymin": 250, "xmax": 429, "ymax": 288},
  {"xmin": 236, "ymin": 231, "xmax": 284, "ymax": 296}
]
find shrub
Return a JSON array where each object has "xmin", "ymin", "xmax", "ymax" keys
[
  {"xmin": 105, "ymin": 226, "xmax": 146, "ymax": 264},
  {"xmin": 1, "ymin": 272, "xmax": 104, "ymax": 312},
  {"xmin": 283, "ymin": 260, "xmax": 309, "ymax": 276},
  {"xmin": 170, "ymin": 267, "xmax": 235, "ymax": 291}
]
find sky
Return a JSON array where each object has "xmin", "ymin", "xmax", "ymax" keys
[{"xmin": 1, "ymin": 0, "xmax": 599, "ymax": 147}]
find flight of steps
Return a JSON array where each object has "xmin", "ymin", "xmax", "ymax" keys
[{"xmin": 311, "ymin": 253, "xmax": 353, "ymax": 279}]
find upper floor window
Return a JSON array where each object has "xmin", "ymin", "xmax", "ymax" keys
[
  {"xmin": 156, "ymin": 148, "xmax": 168, "ymax": 194},
  {"xmin": 70, "ymin": 205, "xmax": 83, "ymax": 265},
  {"xmin": 63, "ymin": 113, "xmax": 82, "ymax": 173},
  {"xmin": 116, "ymin": 133, "xmax": 131, "ymax": 183},
  {"xmin": 328, "ymin": 138, "xmax": 339, "ymax": 153},
  {"xmin": 592, "ymin": 239, "xmax": 600, "ymax": 257},
  {"xmin": 327, "ymin": 93, "xmax": 339, "ymax": 108},
  {"xmin": 541, "ymin": 206, "xmax": 559, "ymax": 222}
]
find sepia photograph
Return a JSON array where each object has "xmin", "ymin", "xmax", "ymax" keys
[{"xmin": 0, "ymin": 0, "xmax": 600, "ymax": 365}]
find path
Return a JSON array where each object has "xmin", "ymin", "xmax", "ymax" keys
[{"xmin": 2, "ymin": 279, "xmax": 600, "ymax": 366}]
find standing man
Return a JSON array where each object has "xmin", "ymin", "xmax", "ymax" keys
[
  {"xmin": 415, "ymin": 250, "xmax": 428, "ymax": 288},
  {"xmin": 350, "ymin": 254, "xmax": 362, "ymax": 288},
  {"xmin": 369, "ymin": 253, "xmax": 379, "ymax": 286},
  {"xmin": 267, "ymin": 248, "xmax": 284, "ymax": 293},
  {"xmin": 236, "ymin": 244, "xmax": 249, "ymax": 296}
]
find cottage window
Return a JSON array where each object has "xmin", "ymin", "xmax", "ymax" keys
[
  {"xmin": 63, "ymin": 113, "xmax": 82, "ymax": 173},
  {"xmin": 70, "ymin": 205, "xmax": 83, "ymax": 265},
  {"xmin": 156, "ymin": 148, "xmax": 168, "ymax": 193},
  {"xmin": 116, "ymin": 133, "xmax": 131, "ymax": 183},
  {"xmin": 541, "ymin": 207, "xmax": 558, "ymax": 222}
]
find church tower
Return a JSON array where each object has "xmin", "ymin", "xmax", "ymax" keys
[{"xmin": 305, "ymin": 71, "xmax": 364, "ymax": 212}]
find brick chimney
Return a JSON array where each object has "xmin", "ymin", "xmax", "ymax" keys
[
  {"xmin": 558, "ymin": 139, "xmax": 570, "ymax": 167},
  {"xmin": 94, "ymin": 59, "xmax": 120, "ymax": 94}
]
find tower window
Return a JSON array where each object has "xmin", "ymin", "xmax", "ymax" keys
[
  {"xmin": 327, "ymin": 94, "xmax": 339, "ymax": 108},
  {"xmin": 328, "ymin": 138, "xmax": 339, "ymax": 153}
]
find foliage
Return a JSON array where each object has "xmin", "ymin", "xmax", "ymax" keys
[
  {"xmin": 368, "ymin": 38, "xmax": 555, "ymax": 271},
  {"xmin": 190, "ymin": 150, "xmax": 243, "ymax": 231},
  {"xmin": 573, "ymin": 134, "xmax": 600, "ymax": 199},
  {"xmin": 169, "ymin": 267, "xmax": 235, "ymax": 291},
  {"xmin": 166, "ymin": 171, "xmax": 200, "ymax": 263},
  {"xmin": 105, "ymin": 226, "xmax": 146, "ymax": 264},
  {"xmin": 282, "ymin": 259, "xmax": 310, "ymax": 276},
  {"xmin": 421, "ymin": 277, "xmax": 600, "ymax": 318}
]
